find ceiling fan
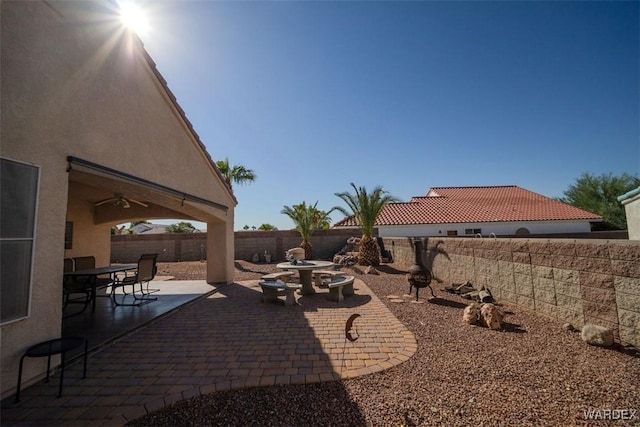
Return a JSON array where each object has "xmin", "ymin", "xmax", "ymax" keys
[{"xmin": 94, "ymin": 193, "xmax": 148, "ymax": 209}]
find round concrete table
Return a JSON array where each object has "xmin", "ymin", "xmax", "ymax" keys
[{"xmin": 276, "ymin": 260, "xmax": 334, "ymax": 295}]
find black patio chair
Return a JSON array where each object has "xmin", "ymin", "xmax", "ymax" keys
[
  {"xmin": 62, "ymin": 258, "xmax": 91, "ymax": 316},
  {"xmin": 72, "ymin": 256, "xmax": 113, "ymax": 296},
  {"xmin": 111, "ymin": 253, "xmax": 159, "ymax": 306}
]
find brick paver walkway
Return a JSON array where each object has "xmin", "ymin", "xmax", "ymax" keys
[{"xmin": 1, "ymin": 279, "xmax": 416, "ymax": 426}]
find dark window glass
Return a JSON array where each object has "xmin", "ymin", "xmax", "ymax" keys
[{"xmin": 1, "ymin": 158, "xmax": 39, "ymax": 324}]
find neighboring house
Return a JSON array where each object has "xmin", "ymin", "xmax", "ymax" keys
[
  {"xmin": 0, "ymin": 1, "xmax": 236, "ymax": 399},
  {"xmin": 333, "ymin": 186, "xmax": 603, "ymax": 237},
  {"xmin": 130, "ymin": 223, "xmax": 169, "ymax": 235},
  {"xmin": 618, "ymin": 187, "xmax": 640, "ymax": 240}
]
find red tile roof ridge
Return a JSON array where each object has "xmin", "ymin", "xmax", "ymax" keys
[
  {"xmin": 430, "ymin": 185, "xmax": 518, "ymax": 189},
  {"xmin": 333, "ymin": 185, "xmax": 602, "ymax": 227}
]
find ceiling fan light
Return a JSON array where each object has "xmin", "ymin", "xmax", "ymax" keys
[
  {"xmin": 115, "ymin": 198, "xmax": 130, "ymax": 208},
  {"xmin": 95, "ymin": 193, "xmax": 146, "ymax": 209}
]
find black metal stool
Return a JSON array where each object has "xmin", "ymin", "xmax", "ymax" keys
[{"xmin": 15, "ymin": 336, "xmax": 87, "ymax": 403}]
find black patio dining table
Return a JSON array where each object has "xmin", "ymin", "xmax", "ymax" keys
[{"xmin": 64, "ymin": 265, "xmax": 136, "ymax": 311}]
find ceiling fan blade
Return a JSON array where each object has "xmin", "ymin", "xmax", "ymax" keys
[
  {"xmin": 128, "ymin": 198, "xmax": 148, "ymax": 208},
  {"xmin": 94, "ymin": 198, "xmax": 117, "ymax": 207},
  {"xmin": 94, "ymin": 194, "xmax": 147, "ymax": 208}
]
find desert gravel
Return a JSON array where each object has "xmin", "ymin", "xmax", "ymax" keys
[{"xmin": 128, "ymin": 261, "xmax": 640, "ymax": 426}]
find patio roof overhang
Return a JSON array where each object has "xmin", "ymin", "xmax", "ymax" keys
[{"xmin": 67, "ymin": 156, "xmax": 229, "ymax": 225}]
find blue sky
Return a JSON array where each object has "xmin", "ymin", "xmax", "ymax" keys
[{"xmin": 128, "ymin": 0, "xmax": 638, "ymax": 231}]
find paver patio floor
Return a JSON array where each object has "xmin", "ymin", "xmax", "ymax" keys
[{"xmin": 1, "ymin": 279, "xmax": 416, "ymax": 426}]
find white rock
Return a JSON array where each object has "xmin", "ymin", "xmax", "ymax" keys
[
  {"xmin": 365, "ymin": 266, "xmax": 379, "ymax": 275},
  {"xmin": 479, "ymin": 303, "xmax": 503, "ymax": 330},
  {"xmin": 462, "ymin": 303, "xmax": 479, "ymax": 325},
  {"xmin": 581, "ymin": 324, "xmax": 614, "ymax": 347}
]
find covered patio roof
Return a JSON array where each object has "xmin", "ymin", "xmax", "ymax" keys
[{"xmin": 67, "ymin": 156, "xmax": 229, "ymax": 225}]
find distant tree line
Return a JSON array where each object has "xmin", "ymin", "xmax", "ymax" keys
[{"xmin": 559, "ymin": 172, "xmax": 639, "ymax": 230}]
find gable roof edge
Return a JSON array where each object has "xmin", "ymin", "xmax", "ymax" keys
[{"xmin": 130, "ymin": 34, "xmax": 237, "ymax": 206}]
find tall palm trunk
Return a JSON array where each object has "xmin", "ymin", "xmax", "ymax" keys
[
  {"xmin": 358, "ymin": 236, "xmax": 380, "ymax": 266},
  {"xmin": 300, "ymin": 241, "xmax": 313, "ymax": 260}
]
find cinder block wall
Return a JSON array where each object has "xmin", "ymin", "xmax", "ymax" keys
[
  {"xmin": 230, "ymin": 229, "xmax": 357, "ymax": 262},
  {"xmin": 112, "ymin": 229, "xmax": 358, "ymax": 264},
  {"xmin": 111, "ymin": 233, "xmax": 207, "ymax": 263},
  {"xmin": 384, "ymin": 237, "xmax": 640, "ymax": 349}
]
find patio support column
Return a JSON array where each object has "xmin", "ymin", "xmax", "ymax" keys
[{"xmin": 206, "ymin": 220, "xmax": 234, "ymax": 284}]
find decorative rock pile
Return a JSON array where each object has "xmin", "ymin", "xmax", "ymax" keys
[
  {"xmin": 333, "ymin": 254, "xmax": 358, "ymax": 266},
  {"xmin": 333, "ymin": 237, "xmax": 360, "ymax": 266},
  {"xmin": 462, "ymin": 302, "xmax": 504, "ymax": 330}
]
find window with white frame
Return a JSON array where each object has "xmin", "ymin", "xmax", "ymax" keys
[
  {"xmin": 1, "ymin": 158, "xmax": 40, "ymax": 324},
  {"xmin": 464, "ymin": 228, "xmax": 482, "ymax": 235}
]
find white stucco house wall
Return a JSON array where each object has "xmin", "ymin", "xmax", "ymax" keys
[
  {"xmin": 618, "ymin": 187, "xmax": 640, "ymax": 240},
  {"xmin": 334, "ymin": 186, "xmax": 603, "ymax": 238},
  {"xmin": 1, "ymin": 0, "xmax": 236, "ymax": 399}
]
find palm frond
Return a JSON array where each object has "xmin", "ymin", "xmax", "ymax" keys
[
  {"xmin": 215, "ymin": 157, "xmax": 256, "ymax": 190},
  {"xmin": 333, "ymin": 182, "xmax": 399, "ymax": 239}
]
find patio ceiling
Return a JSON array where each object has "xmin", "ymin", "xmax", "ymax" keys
[{"xmin": 67, "ymin": 157, "xmax": 229, "ymax": 226}]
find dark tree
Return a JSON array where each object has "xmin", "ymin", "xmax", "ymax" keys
[{"xmin": 560, "ymin": 172, "xmax": 639, "ymax": 230}]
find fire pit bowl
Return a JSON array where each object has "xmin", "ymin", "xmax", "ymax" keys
[{"xmin": 406, "ymin": 238, "xmax": 435, "ymax": 301}]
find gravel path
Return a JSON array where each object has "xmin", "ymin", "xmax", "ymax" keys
[{"xmin": 130, "ymin": 261, "xmax": 640, "ymax": 426}]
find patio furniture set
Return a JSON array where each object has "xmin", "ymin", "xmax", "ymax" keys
[
  {"xmin": 62, "ymin": 253, "xmax": 160, "ymax": 317},
  {"xmin": 259, "ymin": 248, "xmax": 355, "ymax": 306},
  {"xmin": 17, "ymin": 253, "xmax": 161, "ymax": 402}
]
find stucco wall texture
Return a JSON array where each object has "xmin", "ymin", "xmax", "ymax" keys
[
  {"xmin": 386, "ymin": 237, "xmax": 640, "ymax": 349},
  {"xmin": 622, "ymin": 194, "xmax": 640, "ymax": 240},
  {"xmin": 1, "ymin": 0, "xmax": 235, "ymax": 399}
]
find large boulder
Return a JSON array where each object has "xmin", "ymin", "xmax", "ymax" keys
[
  {"xmin": 581, "ymin": 324, "xmax": 614, "ymax": 347},
  {"xmin": 462, "ymin": 303, "xmax": 479, "ymax": 325},
  {"xmin": 479, "ymin": 303, "xmax": 503, "ymax": 330}
]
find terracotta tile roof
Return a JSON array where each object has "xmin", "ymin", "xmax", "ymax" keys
[{"xmin": 334, "ymin": 185, "xmax": 602, "ymax": 226}]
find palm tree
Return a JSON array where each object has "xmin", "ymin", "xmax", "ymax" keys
[
  {"xmin": 281, "ymin": 201, "xmax": 331, "ymax": 259},
  {"xmin": 215, "ymin": 158, "xmax": 256, "ymax": 192},
  {"xmin": 333, "ymin": 183, "xmax": 399, "ymax": 266}
]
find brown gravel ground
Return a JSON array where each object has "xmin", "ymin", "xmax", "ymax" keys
[{"xmin": 129, "ymin": 261, "xmax": 640, "ymax": 427}]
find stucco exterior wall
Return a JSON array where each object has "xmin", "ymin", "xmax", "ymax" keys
[
  {"xmin": 1, "ymin": 0, "xmax": 235, "ymax": 399},
  {"xmin": 386, "ymin": 237, "xmax": 640, "ymax": 349},
  {"xmin": 622, "ymin": 193, "xmax": 640, "ymax": 240},
  {"xmin": 65, "ymin": 184, "xmax": 111, "ymax": 264},
  {"xmin": 378, "ymin": 220, "xmax": 593, "ymax": 237}
]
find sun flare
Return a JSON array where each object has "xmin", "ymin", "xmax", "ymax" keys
[{"xmin": 119, "ymin": 1, "xmax": 149, "ymax": 36}]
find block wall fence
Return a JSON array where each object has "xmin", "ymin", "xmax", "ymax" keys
[
  {"xmin": 383, "ymin": 236, "xmax": 640, "ymax": 349},
  {"xmin": 111, "ymin": 229, "xmax": 357, "ymax": 264},
  {"xmin": 111, "ymin": 231, "xmax": 639, "ymax": 348}
]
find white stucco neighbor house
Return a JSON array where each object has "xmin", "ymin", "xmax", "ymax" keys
[
  {"xmin": 618, "ymin": 187, "xmax": 640, "ymax": 240},
  {"xmin": 1, "ymin": 1, "xmax": 236, "ymax": 399},
  {"xmin": 333, "ymin": 186, "xmax": 603, "ymax": 238}
]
